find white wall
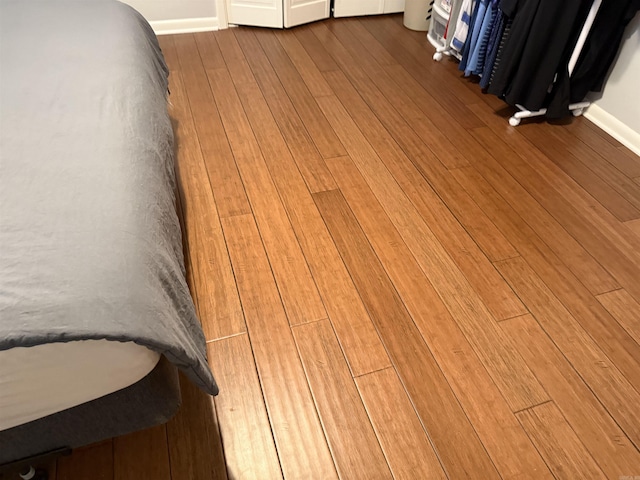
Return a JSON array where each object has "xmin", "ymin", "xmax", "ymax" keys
[
  {"xmin": 586, "ymin": 13, "xmax": 640, "ymax": 156},
  {"xmin": 120, "ymin": 0, "xmax": 221, "ymax": 34}
]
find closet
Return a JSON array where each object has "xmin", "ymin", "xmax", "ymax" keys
[
  {"xmin": 430, "ymin": 0, "xmax": 640, "ymax": 125},
  {"xmin": 227, "ymin": 0, "xmax": 404, "ymax": 28}
]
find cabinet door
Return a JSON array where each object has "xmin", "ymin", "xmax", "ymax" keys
[
  {"xmin": 285, "ymin": 0, "xmax": 330, "ymax": 27},
  {"xmin": 227, "ymin": 0, "xmax": 284, "ymax": 27}
]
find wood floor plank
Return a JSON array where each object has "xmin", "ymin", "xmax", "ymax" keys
[
  {"xmin": 313, "ymin": 188, "xmax": 502, "ymax": 480},
  {"xmin": 293, "ymin": 26, "xmax": 340, "ymax": 73},
  {"xmin": 113, "ymin": 426, "xmax": 171, "ymax": 480},
  {"xmin": 292, "ymin": 320, "xmax": 392, "ymax": 479},
  {"xmin": 596, "ymin": 289, "xmax": 640, "ymax": 346},
  {"xmin": 234, "ymin": 28, "xmax": 337, "ymax": 193},
  {"xmin": 355, "ymin": 368, "xmax": 447, "ymax": 480},
  {"xmin": 315, "ymin": 93, "xmax": 547, "ymax": 412},
  {"xmin": 174, "ymin": 34, "xmax": 252, "ymax": 219},
  {"xmin": 213, "ymin": 28, "xmax": 255, "ymax": 86},
  {"xmin": 359, "ymin": 16, "xmax": 485, "ymax": 129},
  {"xmin": 326, "ymin": 155, "xmax": 552, "ymax": 480},
  {"xmin": 221, "ymin": 214, "xmax": 337, "ymax": 480},
  {"xmin": 321, "ymin": 20, "xmax": 469, "ymax": 170},
  {"xmin": 468, "ymin": 100, "xmax": 640, "ymax": 263},
  {"xmin": 169, "ymin": 69, "xmax": 245, "ymax": 340},
  {"xmin": 494, "ymin": 257, "xmax": 640, "ymax": 447},
  {"xmin": 319, "ymin": 65, "xmax": 525, "ymax": 321},
  {"xmin": 515, "ymin": 123, "xmax": 640, "ymax": 221},
  {"xmin": 516, "ymin": 402, "xmax": 606, "ymax": 480},
  {"xmin": 254, "ymin": 29, "xmax": 346, "ymax": 159},
  {"xmin": 466, "ymin": 125, "xmax": 620, "ymax": 296},
  {"xmin": 467, "ymin": 112, "xmax": 640, "ymax": 309},
  {"xmin": 451, "ymin": 165, "xmax": 640, "ymax": 394},
  {"xmin": 57, "ymin": 441, "xmax": 113, "ymax": 480},
  {"xmin": 207, "ymin": 334, "xmax": 283, "ymax": 480},
  {"xmin": 166, "ymin": 374, "xmax": 228, "ymax": 480},
  {"xmin": 500, "ymin": 314, "xmax": 640, "ymax": 479},
  {"xmin": 374, "ymin": 71, "xmax": 518, "ymax": 262},
  {"xmin": 193, "ymin": 31, "xmax": 226, "ymax": 71},
  {"xmin": 275, "ymin": 30, "xmax": 333, "ymax": 98},
  {"xmin": 207, "ymin": 66, "xmax": 327, "ymax": 326},
  {"xmin": 235, "ymin": 80, "xmax": 390, "ymax": 375},
  {"xmin": 526, "ymin": 122, "xmax": 640, "ymax": 216},
  {"xmin": 157, "ymin": 35, "xmax": 179, "ymax": 71},
  {"xmin": 564, "ymin": 118, "xmax": 640, "ymax": 178},
  {"xmin": 626, "ymin": 218, "xmax": 640, "ymax": 238}
]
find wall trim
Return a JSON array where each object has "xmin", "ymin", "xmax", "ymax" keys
[
  {"xmin": 151, "ymin": 17, "xmax": 219, "ymax": 35},
  {"xmin": 584, "ymin": 103, "xmax": 640, "ymax": 157}
]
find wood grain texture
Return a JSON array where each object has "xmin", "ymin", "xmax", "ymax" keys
[
  {"xmin": 113, "ymin": 426, "xmax": 171, "ymax": 480},
  {"xmin": 355, "ymin": 368, "xmax": 448, "ymax": 480},
  {"xmin": 516, "ymin": 402, "xmax": 606, "ymax": 480},
  {"xmin": 315, "ymin": 93, "xmax": 547, "ymax": 412},
  {"xmin": 168, "ymin": 68, "xmax": 245, "ymax": 340},
  {"xmin": 500, "ymin": 314, "xmax": 640, "ymax": 479},
  {"xmin": 319, "ymin": 67, "xmax": 525, "ymax": 321},
  {"xmin": 174, "ymin": 33, "xmax": 252, "ymax": 219},
  {"xmin": 193, "ymin": 31, "xmax": 226, "ymax": 71},
  {"xmin": 166, "ymin": 374, "xmax": 228, "ymax": 480},
  {"xmin": 276, "ymin": 30, "xmax": 333, "ymax": 98},
  {"xmin": 467, "ymin": 124, "xmax": 620, "ymax": 296},
  {"xmin": 207, "ymin": 334, "xmax": 283, "ymax": 480},
  {"xmin": 495, "ymin": 257, "xmax": 640, "ymax": 447},
  {"xmin": 292, "ymin": 320, "xmax": 392, "ymax": 479},
  {"xmin": 313, "ymin": 188, "xmax": 501, "ymax": 479},
  {"xmin": 325, "ymin": 156, "xmax": 552, "ymax": 480},
  {"xmin": 525, "ymin": 122, "xmax": 640, "ymax": 218},
  {"xmin": 235, "ymin": 80, "xmax": 389, "ymax": 376},
  {"xmin": 221, "ymin": 214, "xmax": 337, "ymax": 480},
  {"xmin": 451, "ymin": 164, "xmax": 640, "ymax": 388},
  {"xmin": 57, "ymin": 441, "xmax": 113, "ymax": 480},
  {"xmin": 207, "ymin": 66, "xmax": 327, "ymax": 326},
  {"xmin": 234, "ymin": 28, "xmax": 337, "ymax": 193},
  {"xmin": 253, "ymin": 29, "xmax": 346, "ymax": 159},
  {"xmin": 596, "ymin": 289, "xmax": 640, "ymax": 345},
  {"xmin": 627, "ymin": 218, "xmax": 640, "ymax": 238},
  {"xmin": 214, "ymin": 28, "xmax": 255, "ymax": 86}
]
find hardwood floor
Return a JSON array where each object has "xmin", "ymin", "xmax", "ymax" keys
[{"xmin": 55, "ymin": 14, "xmax": 640, "ymax": 479}]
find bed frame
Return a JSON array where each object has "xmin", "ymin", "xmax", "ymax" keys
[{"xmin": 0, "ymin": 357, "xmax": 181, "ymax": 476}]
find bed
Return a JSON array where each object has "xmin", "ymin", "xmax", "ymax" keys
[{"xmin": 0, "ymin": 0, "xmax": 218, "ymax": 472}]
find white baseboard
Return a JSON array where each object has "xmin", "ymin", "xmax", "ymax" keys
[
  {"xmin": 151, "ymin": 17, "xmax": 219, "ymax": 35},
  {"xmin": 584, "ymin": 104, "xmax": 640, "ymax": 157}
]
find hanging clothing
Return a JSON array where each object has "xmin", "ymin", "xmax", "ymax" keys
[
  {"xmin": 465, "ymin": 0, "xmax": 498, "ymax": 76},
  {"xmin": 459, "ymin": 0, "xmax": 483, "ymax": 71},
  {"xmin": 546, "ymin": 1, "xmax": 640, "ymax": 117},
  {"xmin": 451, "ymin": 0, "xmax": 476, "ymax": 52},
  {"xmin": 487, "ymin": 0, "xmax": 593, "ymax": 110},
  {"xmin": 479, "ymin": 7, "xmax": 506, "ymax": 88}
]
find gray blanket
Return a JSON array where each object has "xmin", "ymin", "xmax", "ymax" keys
[{"xmin": 0, "ymin": 0, "xmax": 218, "ymax": 396}]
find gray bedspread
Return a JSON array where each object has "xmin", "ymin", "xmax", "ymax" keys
[{"xmin": 0, "ymin": 0, "xmax": 218, "ymax": 395}]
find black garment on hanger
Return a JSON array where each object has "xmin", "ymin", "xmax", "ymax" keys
[
  {"xmin": 487, "ymin": 0, "xmax": 592, "ymax": 110},
  {"xmin": 546, "ymin": 1, "xmax": 640, "ymax": 118}
]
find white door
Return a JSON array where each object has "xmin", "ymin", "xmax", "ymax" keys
[
  {"xmin": 333, "ymin": 0, "xmax": 404, "ymax": 17},
  {"xmin": 285, "ymin": 0, "xmax": 330, "ymax": 27},
  {"xmin": 227, "ymin": 0, "xmax": 330, "ymax": 27},
  {"xmin": 227, "ymin": 0, "xmax": 284, "ymax": 28}
]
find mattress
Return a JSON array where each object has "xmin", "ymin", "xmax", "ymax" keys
[
  {"xmin": 0, "ymin": 0, "xmax": 217, "ymax": 396},
  {"xmin": 0, "ymin": 340, "xmax": 160, "ymax": 432}
]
